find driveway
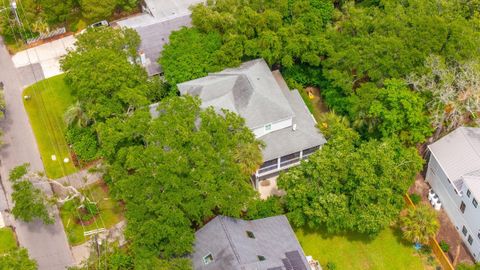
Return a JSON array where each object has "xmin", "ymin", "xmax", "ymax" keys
[
  {"xmin": 11, "ymin": 35, "xmax": 76, "ymax": 81},
  {"xmin": 0, "ymin": 37, "xmax": 74, "ymax": 270}
]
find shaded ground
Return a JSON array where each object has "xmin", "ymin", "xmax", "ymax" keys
[
  {"xmin": 409, "ymin": 174, "xmax": 475, "ymax": 266},
  {"xmin": 296, "ymin": 226, "xmax": 432, "ymax": 270},
  {"xmin": 305, "ymin": 87, "xmax": 328, "ymax": 120},
  {"xmin": 23, "ymin": 74, "xmax": 77, "ymax": 178}
]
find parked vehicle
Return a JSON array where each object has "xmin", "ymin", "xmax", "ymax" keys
[{"xmin": 78, "ymin": 20, "xmax": 110, "ymax": 35}]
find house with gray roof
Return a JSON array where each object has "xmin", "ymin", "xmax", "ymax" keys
[
  {"xmin": 193, "ymin": 215, "xmax": 313, "ymax": 270},
  {"xmin": 426, "ymin": 127, "xmax": 480, "ymax": 261},
  {"xmin": 176, "ymin": 59, "xmax": 326, "ymax": 184}
]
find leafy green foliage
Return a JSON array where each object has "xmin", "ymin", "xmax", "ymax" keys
[
  {"xmin": 347, "ymin": 79, "xmax": 432, "ymax": 145},
  {"xmin": 160, "ymin": 28, "xmax": 223, "ymax": 85},
  {"xmin": 78, "ymin": 201, "xmax": 99, "ymax": 222},
  {"xmin": 74, "ymin": 27, "xmax": 141, "ymax": 59},
  {"xmin": 65, "ymin": 126, "xmax": 99, "ymax": 162},
  {"xmin": 9, "ymin": 164, "xmax": 53, "ymax": 224},
  {"xmin": 278, "ymin": 113, "xmax": 423, "ymax": 236},
  {"xmin": 399, "ymin": 204, "xmax": 439, "ymax": 245},
  {"xmin": 61, "ymin": 28, "xmax": 150, "ymax": 121},
  {"xmin": 323, "ymin": 0, "xmax": 480, "ymax": 96},
  {"xmin": 103, "ymin": 96, "xmax": 262, "ymax": 265},
  {"xmin": 0, "ymin": 0, "xmax": 140, "ymax": 46},
  {"xmin": 439, "ymin": 240, "xmax": 450, "ymax": 252},
  {"xmin": 160, "ymin": 0, "xmax": 334, "ymax": 84},
  {"xmin": 409, "ymin": 193, "xmax": 421, "ymax": 205},
  {"xmin": 0, "ymin": 248, "xmax": 37, "ymax": 270},
  {"xmin": 457, "ymin": 263, "xmax": 480, "ymax": 270},
  {"xmin": 245, "ymin": 197, "xmax": 284, "ymax": 220}
]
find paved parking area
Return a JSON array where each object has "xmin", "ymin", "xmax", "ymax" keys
[{"xmin": 11, "ymin": 35, "xmax": 76, "ymax": 80}]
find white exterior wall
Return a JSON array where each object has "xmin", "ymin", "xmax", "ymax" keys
[
  {"xmin": 253, "ymin": 118, "xmax": 292, "ymax": 138},
  {"xmin": 426, "ymin": 154, "xmax": 480, "ymax": 261}
]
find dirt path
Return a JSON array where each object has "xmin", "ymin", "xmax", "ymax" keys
[{"xmin": 304, "ymin": 86, "xmax": 328, "ymax": 122}]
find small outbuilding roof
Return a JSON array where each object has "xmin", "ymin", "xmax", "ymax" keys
[{"xmin": 193, "ymin": 215, "xmax": 309, "ymax": 270}]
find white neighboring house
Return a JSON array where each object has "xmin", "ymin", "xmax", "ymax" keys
[
  {"xmin": 150, "ymin": 59, "xmax": 326, "ymax": 186},
  {"xmin": 426, "ymin": 127, "xmax": 480, "ymax": 261}
]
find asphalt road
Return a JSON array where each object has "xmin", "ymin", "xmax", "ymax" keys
[{"xmin": 0, "ymin": 37, "xmax": 74, "ymax": 270}]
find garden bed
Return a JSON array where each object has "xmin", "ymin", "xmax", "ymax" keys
[{"xmin": 60, "ymin": 182, "xmax": 124, "ymax": 246}]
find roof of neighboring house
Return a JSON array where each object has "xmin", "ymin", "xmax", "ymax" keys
[
  {"xmin": 178, "ymin": 59, "xmax": 295, "ymax": 130},
  {"xmin": 193, "ymin": 215, "xmax": 310, "ymax": 270},
  {"xmin": 428, "ymin": 127, "xmax": 480, "ymax": 194},
  {"xmin": 143, "ymin": 0, "xmax": 204, "ymax": 19},
  {"xmin": 115, "ymin": 0, "xmax": 205, "ymax": 76}
]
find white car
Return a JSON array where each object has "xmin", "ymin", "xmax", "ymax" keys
[{"xmin": 77, "ymin": 20, "xmax": 110, "ymax": 35}]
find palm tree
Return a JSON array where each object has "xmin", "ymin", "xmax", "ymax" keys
[
  {"xmin": 64, "ymin": 101, "xmax": 90, "ymax": 127},
  {"xmin": 233, "ymin": 141, "xmax": 264, "ymax": 176},
  {"xmin": 399, "ymin": 204, "xmax": 440, "ymax": 245}
]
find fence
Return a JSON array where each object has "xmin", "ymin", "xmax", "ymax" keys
[
  {"xmin": 404, "ymin": 193, "xmax": 455, "ymax": 270},
  {"xmin": 26, "ymin": 27, "xmax": 66, "ymax": 44}
]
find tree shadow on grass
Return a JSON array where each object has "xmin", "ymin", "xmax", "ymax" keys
[{"xmin": 298, "ymin": 226, "xmax": 375, "ymax": 244}]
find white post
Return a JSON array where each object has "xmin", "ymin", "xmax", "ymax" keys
[{"xmin": 277, "ymin": 157, "xmax": 281, "ymax": 169}]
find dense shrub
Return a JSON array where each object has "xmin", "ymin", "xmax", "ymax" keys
[
  {"xmin": 65, "ymin": 126, "xmax": 99, "ymax": 162},
  {"xmin": 439, "ymin": 240, "xmax": 450, "ymax": 252},
  {"xmin": 410, "ymin": 193, "xmax": 422, "ymax": 205},
  {"xmin": 245, "ymin": 196, "xmax": 284, "ymax": 220}
]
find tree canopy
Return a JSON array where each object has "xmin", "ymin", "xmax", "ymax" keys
[
  {"xmin": 278, "ymin": 113, "xmax": 423, "ymax": 236},
  {"xmin": 347, "ymin": 79, "xmax": 432, "ymax": 145},
  {"xmin": 322, "ymin": 0, "xmax": 480, "ymax": 96},
  {"xmin": 102, "ymin": 96, "xmax": 262, "ymax": 267},
  {"xmin": 0, "ymin": 248, "xmax": 37, "ymax": 270},
  {"xmin": 399, "ymin": 204, "xmax": 439, "ymax": 245},
  {"xmin": 61, "ymin": 28, "xmax": 150, "ymax": 122},
  {"xmin": 160, "ymin": 0, "xmax": 334, "ymax": 85},
  {"xmin": 9, "ymin": 164, "xmax": 54, "ymax": 224}
]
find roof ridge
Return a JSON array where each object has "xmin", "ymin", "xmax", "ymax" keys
[{"xmin": 219, "ymin": 216, "xmax": 242, "ymax": 264}]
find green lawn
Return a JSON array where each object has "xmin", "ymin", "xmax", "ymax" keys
[
  {"xmin": 0, "ymin": 227, "xmax": 17, "ymax": 254},
  {"xmin": 296, "ymin": 227, "xmax": 427, "ymax": 270},
  {"xmin": 23, "ymin": 74, "xmax": 77, "ymax": 179},
  {"xmin": 60, "ymin": 183, "xmax": 124, "ymax": 246}
]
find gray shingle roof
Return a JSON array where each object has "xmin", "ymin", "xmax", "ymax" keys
[
  {"xmin": 260, "ymin": 71, "xmax": 326, "ymax": 161},
  {"xmin": 428, "ymin": 127, "xmax": 480, "ymax": 194},
  {"xmin": 178, "ymin": 59, "xmax": 295, "ymax": 129},
  {"xmin": 193, "ymin": 215, "xmax": 309, "ymax": 270}
]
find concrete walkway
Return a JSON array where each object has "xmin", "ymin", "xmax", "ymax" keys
[
  {"xmin": 0, "ymin": 37, "xmax": 75, "ymax": 270},
  {"xmin": 56, "ymin": 166, "xmax": 102, "ymax": 189}
]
